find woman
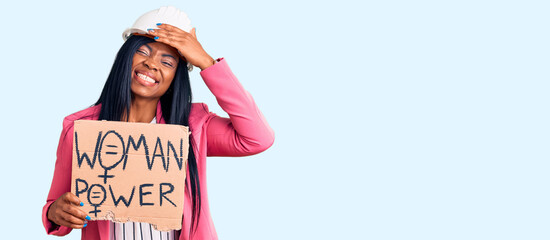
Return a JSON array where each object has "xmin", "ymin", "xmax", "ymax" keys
[{"xmin": 42, "ymin": 6, "xmax": 274, "ymax": 240}]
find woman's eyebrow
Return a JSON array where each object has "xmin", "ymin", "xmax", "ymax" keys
[{"xmin": 142, "ymin": 44, "xmax": 152, "ymax": 51}]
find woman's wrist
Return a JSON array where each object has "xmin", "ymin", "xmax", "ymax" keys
[
  {"xmin": 46, "ymin": 203, "xmax": 60, "ymax": 228},
  {"xmin": 197, "ymin": 56, "xmax": 216, "ymax": 70}
]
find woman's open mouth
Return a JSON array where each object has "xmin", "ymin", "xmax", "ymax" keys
[{"xmin": 135, "ymin": 71, "xmax": 159, "ymax": 87}]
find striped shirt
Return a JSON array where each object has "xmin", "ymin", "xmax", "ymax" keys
[{"xmin": 110, "ymin": 221, "xmax": 177, "ymax": 240}]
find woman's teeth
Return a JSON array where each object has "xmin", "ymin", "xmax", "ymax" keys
[{"xmin": 137, "ymin": 73, "xmax": 156, "ymax": 84}]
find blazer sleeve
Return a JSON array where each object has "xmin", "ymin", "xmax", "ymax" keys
[
  {"xmin": 200, "ymin": 58, "xmax": 275, "ymax": 156},
  {"xmin": 42, "ymin": 119, "xmax": 75, "ymax": 236}
]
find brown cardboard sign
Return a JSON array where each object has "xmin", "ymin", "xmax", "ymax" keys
[{"xmin": 71, "ymin": 120, "xmax": 189, "ymax": 231}]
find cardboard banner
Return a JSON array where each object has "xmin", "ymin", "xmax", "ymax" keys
[{"xmin": 71, "ymin": 120, "xmax": 189, "ymax": 231}]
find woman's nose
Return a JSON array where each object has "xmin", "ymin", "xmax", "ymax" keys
[{"xmin": 143, "ymin": 57, "xmax": 159, "ymax": 70}]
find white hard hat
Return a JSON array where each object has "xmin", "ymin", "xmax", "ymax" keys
[{"xmin": 123, "ymin": 6, "xmax": 192, "ymax": 40}]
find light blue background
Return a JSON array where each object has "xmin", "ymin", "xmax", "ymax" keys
[{"xmin": 0, "ymin": 0, "xmax": 548, "ymax": 239}]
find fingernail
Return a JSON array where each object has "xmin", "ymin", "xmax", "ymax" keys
[
  {"xmin": 154, "ymin": 36, "xmax": 159, "ymax": 40},
  {"xmin": 80, "ymin": 202, "xmax": 84, "ymax": 206},
  {"xmin": 147, "ymin": 28, "xmax": 154, "ymax": 32},
  {"xmin": 83, "ymin": 223, "xmax": 87, "ymax": 228},
  {"xmin": 156, "ymin": 23, "xmax": 162, "ymax": 26},
  {"xmin": 86, "ymin": 216, "xmax": 91, "ymax": 220}
]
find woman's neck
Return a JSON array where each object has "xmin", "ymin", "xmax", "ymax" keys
[{"xmin": 128, "ymin": 97, "xmax": 158, "ymax": 123}]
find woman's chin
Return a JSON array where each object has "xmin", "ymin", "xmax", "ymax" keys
[{"xmin": 131, "ymin": 84, "xmax": 162, "ymax": 100}]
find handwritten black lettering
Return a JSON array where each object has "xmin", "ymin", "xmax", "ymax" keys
[
  {"xmin": 125, "ymin": 134, "xmax": 150, "ymax": 170},
  {"xmin": 87, "ymin": 184, "xmax": 107, "ymax": 217},
  {"xmin": 109, "ymin": 185, "xmax": 135, "ymax": 207},
  {"xmin": 75, "ymin": 178, "xmax": 89, "ymax": 198},
  {"xmin": 152, "ymin": 137, "xmax": 167, "ymax": 171},
  {"xmin": 74, "ymin": 131, "xmax": 102, "ymax": 168},
  {"xmin": 139, "ymin": 184, "xmax": 154, "ymax": 206},
  {"xmin": 97, "ymin": 130, "xmax": 126, "ymax": 183},
  {"xmin": 159, "ymin": 183, "xmax": 176, "ymax": 207}
]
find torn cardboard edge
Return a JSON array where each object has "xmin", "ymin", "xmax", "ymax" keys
[{"xmin": 93, "ymin": 211, "xmax": 182, "ymax": 231}]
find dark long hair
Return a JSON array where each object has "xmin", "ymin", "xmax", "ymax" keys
[{"xmin": 94, "ymin": 35, "xmax": 201, "ymax": 232}]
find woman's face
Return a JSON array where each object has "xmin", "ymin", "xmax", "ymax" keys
[{"xmin": 131, "ymin": 42, "xmax": 180, "ymax": 100}]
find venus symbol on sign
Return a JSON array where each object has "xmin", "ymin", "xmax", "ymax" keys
[
  {"xmin": 97, "ymin": 130, "xmax": 126, "ymax": 184},
  {"xmin": 87, "ymin": 184, "xmax": 107, "ymax": 217}
]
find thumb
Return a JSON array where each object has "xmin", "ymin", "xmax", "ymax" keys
[{"xmin": 191, "ymin": 28, "xmax": 197, "ymax": 39}]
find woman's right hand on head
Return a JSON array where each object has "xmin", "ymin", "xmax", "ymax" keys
[{"xmin": 47, "ymin": 192, "xmax": 89, "ymax": 229}]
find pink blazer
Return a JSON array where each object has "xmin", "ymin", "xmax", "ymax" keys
[{"xmin": 42, "ymin": 58, "xmax": 275, "ymax": 240}]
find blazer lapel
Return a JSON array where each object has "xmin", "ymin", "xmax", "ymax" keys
[{"xmin": 156, "ymin": 101, "xmax": 166, "ymax": 124}]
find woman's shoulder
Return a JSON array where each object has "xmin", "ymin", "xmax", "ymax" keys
[
  {"xmin": 189, "ymin": 102, "xmax": 214, "ymax": 127},
  {"xmin": 61, "ymin": 105, "xmax": 101, "ymax": 130}
]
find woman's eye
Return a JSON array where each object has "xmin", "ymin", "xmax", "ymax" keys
[
  {"xmin": 137, "ymin": 49, "xmax": 148, "ymax": 55},
  {"xmin": 163, "ymin": 61, "xmax": 174, "ymax": 67}
]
